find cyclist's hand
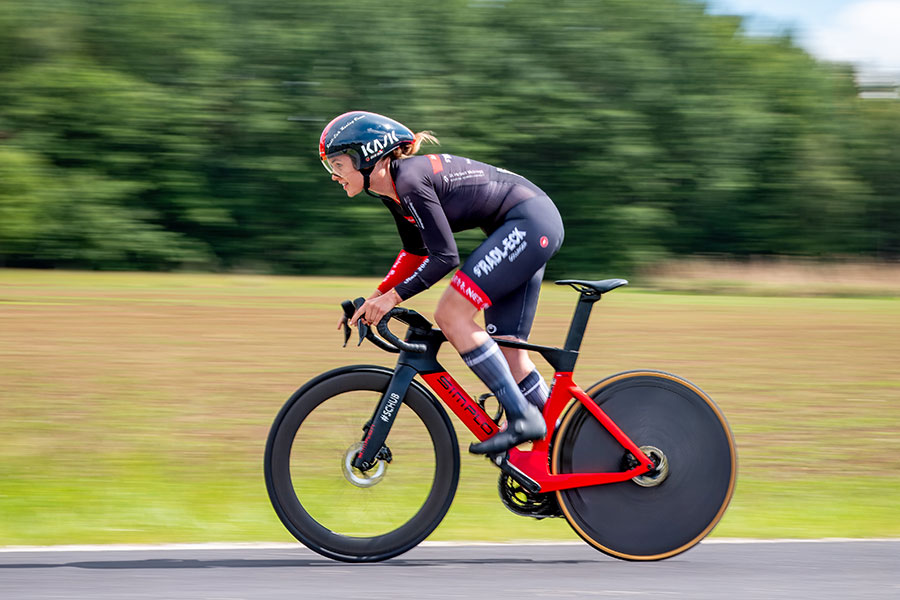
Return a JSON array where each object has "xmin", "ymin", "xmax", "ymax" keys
[
  {"xmin": 351, "ymin": 290, "xmax": 402, "ymax": 327},
  {"xmin": 343, "ymin": 290, "xmax": 380, "ymax": 329}
]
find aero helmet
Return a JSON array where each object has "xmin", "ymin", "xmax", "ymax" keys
[{"xmin": 318, "ymin": 111, "xmax": 416, "ymax": 175}]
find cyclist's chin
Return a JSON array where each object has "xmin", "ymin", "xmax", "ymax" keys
[{"xmin": 342, "ymin": 184, "xmax": 363, "ymax": 197}]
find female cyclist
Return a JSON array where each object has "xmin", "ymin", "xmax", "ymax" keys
[{"xmin": 319, "ymin": 111, "xmax": 564, "ymax": 455}]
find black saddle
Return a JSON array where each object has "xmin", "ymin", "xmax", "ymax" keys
[{"xmin": 555, "ymin": 278, "xmax": 628, "ymax": 296}]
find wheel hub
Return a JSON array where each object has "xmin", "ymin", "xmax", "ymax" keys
[
  {"xmin": 631, "ymin": 445, "xmax": 669, "ymax": 487},
  {"xmin": 342, "ymin": 442, "xmax": 387, "ymax": 488}
]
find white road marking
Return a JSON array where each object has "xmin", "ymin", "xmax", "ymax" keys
[{"xmin": 0, "ymin": 538, "xmax": 897, "ymax": 553}]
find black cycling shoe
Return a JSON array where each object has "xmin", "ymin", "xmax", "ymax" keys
[{"xmin": 469, "ymin": 405, "xmax": 546, "ymax": 455}]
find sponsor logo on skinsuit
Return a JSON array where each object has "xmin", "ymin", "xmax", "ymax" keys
[
  {"xmin": 451, "ymin": 272, "xmax": 491, "ymax": 309},
  {"xmin": 473, "ymin": 227, "xmax": 527, "ymax": 277}
]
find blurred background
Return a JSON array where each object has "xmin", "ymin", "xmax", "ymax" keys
[
  {"xmin": 1, "ymin": 0, "xmax": 898, "ymax": 276},
  {"xmin": 1, "ymin": 0, "xmax": 898, "ymax": 546}
]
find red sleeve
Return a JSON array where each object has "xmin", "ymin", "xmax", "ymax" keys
[{"xmin": 377, "ymin": 250, "xmax": 427, "ymax": 294}]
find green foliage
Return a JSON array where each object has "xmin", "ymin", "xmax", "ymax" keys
[{"xmin": 0, "ymin": 0, "xmax": 897, "ymax": 275}]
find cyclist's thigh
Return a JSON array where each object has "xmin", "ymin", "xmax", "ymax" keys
[
  {"xmin": 451, "ymin": 196, "xmax": 563, "ymax": 316},
  {"xmin": 484, "ymin": 266, "xmax": 544, "ymax": 340}
]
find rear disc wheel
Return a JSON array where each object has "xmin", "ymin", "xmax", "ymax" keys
[{"xmin": 552, "ymin": 371, "xmax": 736, "ymax": 560}]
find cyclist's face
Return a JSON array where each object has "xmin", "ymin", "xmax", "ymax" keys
[{"xmin": 328, "ymin": 155, "xmax": 364, "ymax": 197}]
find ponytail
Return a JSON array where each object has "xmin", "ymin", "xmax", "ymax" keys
[{"xmin": 391, "ymin": 131, "xmax": 440, "ymax": 160}]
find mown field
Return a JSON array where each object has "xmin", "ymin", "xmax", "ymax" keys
[{"xmin": 1, "ymin": 269, "xmax": 898, "ymax": 545}]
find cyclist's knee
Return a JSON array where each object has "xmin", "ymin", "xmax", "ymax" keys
[
  {"xmin": 435, "ymin": 287, "xmax": 476, "ymax": 328},
  {"xmin": 435, "ymin": 287, "xmax": 487, "ymax": 351},
  {"xmin": 433, "ymin": 297, "xmax": 453, "ymax": 332}
]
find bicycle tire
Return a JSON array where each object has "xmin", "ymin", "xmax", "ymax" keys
[
  {"xmin": 265, "ymin": 365, "xmax": 460, "ymax": 562},
  {"xmin": 552, "ymin": 370, "xmax": 736, "ymax": 560}
]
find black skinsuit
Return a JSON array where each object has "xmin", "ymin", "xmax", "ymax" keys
[{"xmin": 385, "ymin": 153, "xmax": 564, "ymax": 340}]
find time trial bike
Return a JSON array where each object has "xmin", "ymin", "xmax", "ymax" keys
[{"xmin": 264, "ymin": 278, "xmax": 736, "ymax": 562}]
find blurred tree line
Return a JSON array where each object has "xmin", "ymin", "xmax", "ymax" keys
[{"xmin": 1, "ymin": 0, "xmax": 898, "ymax": 278}]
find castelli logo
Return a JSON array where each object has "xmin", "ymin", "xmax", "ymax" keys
[
  {"xmin": 361, "ymin": 130, "xmax": 400, "ymax": 159},
  {"xmin": 540, "ymin": 236, "xmax": 549, "ymax": 248}
]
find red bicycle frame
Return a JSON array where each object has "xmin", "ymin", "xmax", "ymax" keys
[
  {"xmin": 351, "ymin": 279, "xmax": 655, "ymax": 493},
  {"xmin": 421, "ymin": 369, "xmax": 655, "ymax": 493}
]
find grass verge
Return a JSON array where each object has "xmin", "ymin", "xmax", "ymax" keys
[{"xmin": 1, "ymin": 269, "xmax": 898, "ymax": 544}]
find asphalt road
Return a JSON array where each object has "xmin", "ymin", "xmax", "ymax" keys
[{"xmin": 1, "ymin": 540, "xmax": 897, "ymax": 600}]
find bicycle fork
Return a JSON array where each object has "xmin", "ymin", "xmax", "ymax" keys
[{"xmin": 352, "ymin": 364, "xmax": 417, "ymax": 471}]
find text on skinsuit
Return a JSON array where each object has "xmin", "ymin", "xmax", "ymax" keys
[
  {"xmin": 380, "ymin": 392, "xmax": 401, "ymax": 423},
  {"xmin": 472, "ymin": 227, "xmax": 527, "ymax": 277},
  {"xmin": 451, "ymin": 272, "xmax": 490, "ymax": 309},
  {"xmin": 401, "ymin": 257, "xmax": 430, "ymax": 287},
  {"xmin": 436, "ymin": 375, "xmax": 495, "ymax": 435}
]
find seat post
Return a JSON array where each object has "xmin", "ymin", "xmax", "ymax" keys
[{"xmin": 562, "ymin": 292, "xmax": 602, "ymax": 353}]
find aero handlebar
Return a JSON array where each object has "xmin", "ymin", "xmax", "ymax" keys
[{"xmin": 340, "ymin": 298, "xmax": 430, "ymax": 354}]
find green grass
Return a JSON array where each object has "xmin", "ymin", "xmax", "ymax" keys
[{"xmin": 1, "ymin": 269, "xmax": 899, "ymax": 545}]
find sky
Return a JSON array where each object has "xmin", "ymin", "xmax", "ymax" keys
[{"xmin": 707, "ymin": 0, "xmax": 900, "ymax": 74}]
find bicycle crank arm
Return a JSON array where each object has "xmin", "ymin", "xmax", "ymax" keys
[{"xmin": 491, "ymin": 453, "xmax": 541, "ymax": 494}]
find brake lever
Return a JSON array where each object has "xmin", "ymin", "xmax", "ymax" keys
[
  {"xmin": 342, "ymin": 321, "xmax": 351, "ymax": 347},
  {"xmin": 339, "ymin": 298, "xmax": 414, "ymax": 354},
  {"xmin": 340, "ymin": 298, "xmax": 370, "ymax": 348},
  {"xmin": 340, "ymin": 300, "xmax": 354, "ymax": 347},
  {"xmin": 350, "ymin": 297, "xmax": 368, "ymax": 347}
]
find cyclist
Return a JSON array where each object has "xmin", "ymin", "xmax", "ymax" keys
[{"xmin": 320, "ymin": 111, "xmax": 564, "ymax": 455}]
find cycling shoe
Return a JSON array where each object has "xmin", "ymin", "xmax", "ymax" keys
[{"xmin": 469, "ymin": 404, "xmax": 546, "ymax": 455}]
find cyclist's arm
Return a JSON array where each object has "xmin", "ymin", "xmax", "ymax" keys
[
  {"xmin": 392, "ymin": 190, "xmax": 460, "ymax": 301},
  {"xmin": 377, "ymin": 199, "xmax": 428, "ymax": 296},
  {"xmin": 337, "ymin": 201, "xmax": 424, "ymax": 331},
  {"xmin": 384, "ymin": 198, "xmax": 428, "ymax": 256}
]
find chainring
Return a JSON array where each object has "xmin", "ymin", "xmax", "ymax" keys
[{"xmin": 497, "ymin": 474, "xmax": 563, "ymax": 519}]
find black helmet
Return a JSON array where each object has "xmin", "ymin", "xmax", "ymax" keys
[{"xmin": 318, "ymin": 111, "xmax": 416, "ymax": 174}]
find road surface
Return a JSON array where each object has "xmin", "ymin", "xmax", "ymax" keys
[{"xmin": 1, "ymin": 539, "xmax": 897, "ymax": 599}]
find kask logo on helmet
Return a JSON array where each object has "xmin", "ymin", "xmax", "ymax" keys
[{"xmin": 360, "ymin": 130, "xmax": 401, "ymax": 159}]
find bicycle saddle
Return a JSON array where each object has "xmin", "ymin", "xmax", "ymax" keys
[{"xmin": 555, "ymin": 278, "xmax": 628, "ymax": 296}]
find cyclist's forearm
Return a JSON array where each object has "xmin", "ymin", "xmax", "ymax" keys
[
  {"xmin": 377, "ymin": 250, "xmax": 427, "ymax": 294},
  {"xmin": 393, "ymin": 252, "xmax": 459, "ymax": 300}
]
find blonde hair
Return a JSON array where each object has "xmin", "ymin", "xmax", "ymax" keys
[{"xmin": 391, "ymin": 131, "xmax": 440, "ymax": 160}]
